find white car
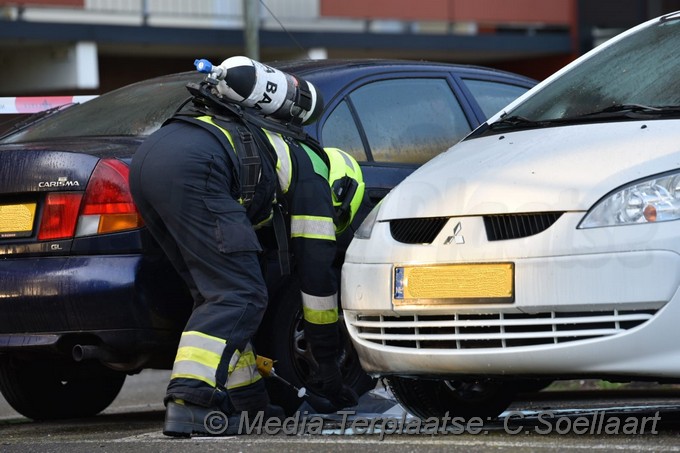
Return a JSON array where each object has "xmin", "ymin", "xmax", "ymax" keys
[{"xmin": 341, "ymin": 11, "xmax": 680, "ymax": 420}]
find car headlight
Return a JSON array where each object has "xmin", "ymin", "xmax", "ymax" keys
[
  {"xmin": 354, "ymin": 199, "xmax": 384, "ymax": 239},
  {"xmin": 579, "ymin": 170, "xmax": 680, "ymax": 228}
]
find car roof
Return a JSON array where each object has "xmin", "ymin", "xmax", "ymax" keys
[
  {"xmin": 272, "ymin": 58, "xmax": 535, "ymax": 82},
  {"xmin": 0, "ymin": 58, "xmax": 536, "ymax": 146},
  {"xmin": 271, "ymin": 58, "xmax": 536, "ymax": 112},
  {"xmin": 155, "ymin": 58, "xmax": 535, "ymax": 83},
  {"xmin": 128, "ymin": 58, "xmax": 535, "ymax": 100}
]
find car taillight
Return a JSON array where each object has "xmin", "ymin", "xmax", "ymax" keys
[
  {"xmin": 37, "ymin": 159, "xmax": 144, "ymax": 241},
  {"xmin": 37, "ymin": 193, "xmax": 84, "ymax": 240},
  {"xmin": 75, "ymin": 158, "xmax": 144, "ymax": 237}
]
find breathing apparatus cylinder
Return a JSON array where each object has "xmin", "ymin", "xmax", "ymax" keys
[{"xmin": 194, "ymin": 56, "xmax": 323, "ymax": 125}]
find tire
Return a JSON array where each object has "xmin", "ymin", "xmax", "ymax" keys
[
  {"xmin": 386, "ymin": 376, "xmax": 517, "ymax": 420},
  {"xmin": 514, "ymin": 378, "xmax": 554, "ymax": 394},
  {"xmin": 0, "ymin": 355, "xmax": 126, "ymax": 420},
  {"xmin": 256, "ymin": 278, "xmax": 375, "ymax": 414}
]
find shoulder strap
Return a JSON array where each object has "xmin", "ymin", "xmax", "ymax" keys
[
  {"xmin": 211, "ymin": 118, "xmax": 261, "ymax": 207},
  {"xmin": 241, "ymin": 123, "xmax": 292, "ymax": 277},
  {"xmin": 169, "ymin": 114, "xmax": 242, "ymax": 195},
  {"xmin": 171, "ymin": 114, "xmax": 261, "ymax": 208},
  {"xmin": 209, "ymin": 109, "xmax": 293, "ymax": 277},
  {"xmin": 177, "ymin": 81, "xmax": 319, "ymax": 276}
]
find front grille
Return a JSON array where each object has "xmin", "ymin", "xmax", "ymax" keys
[
  {"xmin": 484, "ymin": 212, "xmax": 563, "ymax": 241},
  {"xmin": 348, "ymin": 309, "xmax": 657, "ymax": 350},
  {"xmin": 389, "ymin": 217, "xmax": 448, "ymax": 244}
]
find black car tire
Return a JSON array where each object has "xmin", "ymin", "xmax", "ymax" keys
[
  {"xmin": 256, "ymin": 277, "xmax": 375, "ymax": 415},
  {"xmin": 386, "ymin": 376, "xmax": 517, "ymax": 420},
  {"xmin": 514, "ymin": 378, "xmax": 554, "ymax": 394},
  {"xmin": 0, "ymin": 355, "xmax": 126, "ymax": 420}
]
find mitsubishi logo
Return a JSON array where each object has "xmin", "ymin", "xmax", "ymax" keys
[{"xmin": 444, "ymin": 222, "xmax": 465, "ymax": 245}]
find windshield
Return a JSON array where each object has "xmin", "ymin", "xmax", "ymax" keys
[
  {"xmin": 499, "ymin": 14, "xmax": 680, "ymax": 124},
  {"xmin": 0, "ymin": 72, "xmax": 201, "ymax": 144}
]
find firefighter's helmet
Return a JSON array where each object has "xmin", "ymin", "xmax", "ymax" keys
[{"xmin": 324, "ymin": 147, "xmax": 365, "ymax": 235}]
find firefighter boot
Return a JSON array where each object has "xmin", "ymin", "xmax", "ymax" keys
[
  {"xmin": 163, "ymin": 399, "xmax": 240, "ymax": 437},
  {"xmin": 163, "ymin": 399, "xmax": 286, "ymax": 437}
]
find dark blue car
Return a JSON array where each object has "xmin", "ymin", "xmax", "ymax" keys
[{"xmin": 0, "ymin": 59, "xmax": 535, "ymax": 419}]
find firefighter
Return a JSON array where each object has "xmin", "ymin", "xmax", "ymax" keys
[{"xmin": 128, "ymin": 57, "xmax": 359, "ymax": 437}]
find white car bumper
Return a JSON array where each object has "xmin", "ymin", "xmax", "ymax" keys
[{"xmin": 341, "ymin": 213, "xmax": 680, "ymax": 378}]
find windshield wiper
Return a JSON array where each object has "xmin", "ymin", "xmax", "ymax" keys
[
  {"xmin": 487, "ymin": 115, "xmax": 549, "ymax": 131},
  {"xmin": 0, "ymin": 103, "xmax": 75, "ymax": 141},
  {"xmin": 574, "ymin": 104, "xmax": 680, "ymax": 120},
  {"xmin": 473, "ymin": 103, "xmax": 680, "ymax": 139},
  {"xmin": 467, "ymin": 114, "xmax": 550, "ymax": 138},
  {"xmin": 469, "ymin": 114, "xmax": 557, "ymax": 137}
]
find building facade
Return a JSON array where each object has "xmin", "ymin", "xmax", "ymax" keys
[{"xmin": 0, "ymin": 0, "xmax": 678, "ymax": 95}]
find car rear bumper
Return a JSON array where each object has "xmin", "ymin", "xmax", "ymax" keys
[{"xmin": 0, "ymin": 254, "xmax": 190, "ymax": 366}]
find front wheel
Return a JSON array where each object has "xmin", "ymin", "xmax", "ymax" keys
[
  {"xmin": 386, "ymin": 376, "xmax": 517, "ymax": 420},
  {"xmin": 0, "ymin": 355, "xmax": 126, "ymax": 420}
]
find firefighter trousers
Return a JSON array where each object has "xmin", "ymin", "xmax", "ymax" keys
[{"xmin": 129, "ymin": 122, "xmax": 270, "ymax": 413}]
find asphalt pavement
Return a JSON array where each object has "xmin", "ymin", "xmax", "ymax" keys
[{"xmin": 3, "ymin": 370, "xmax": 680, "ymax": 452}]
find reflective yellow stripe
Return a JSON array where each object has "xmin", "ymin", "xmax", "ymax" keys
[
  {"xmin": 228, "ymin": 368, "xmax": 262, "ymax": 389},
  {"xmin": 171, "ymin": 350, "xmax": 219, "ymax": 387},
  {"xmin": 303, "ymin": 305, "xmax": 339, "ymax": 325},
  {"xmin": 226, "ymin": 345, "xmax": 262, "ymax": 389},
  {"xmin": 301, "ymin": 292, "xmax": 339, "ymax": 325},
  {"xmin": 175, "ymin": 346, "xmax": 221, "ymax": 369},
  {"xmin": 228, "ymin": 355, "xmax": 262, "ymax": 389},
  {"xmin": 253, "ymin": 211, "xmax": 273, "ymax": 229},
  {"xmin": 170, "ymin": 331, "xmax": 227, "ymax": 387},
  {"xmin": 178, "ymin": 331, "xmax": 226, "ymax": 356},
  {"xmin": 263, "ymin": 130, "xmax": 292, "ymax": 193},
  {"xmin": 290, "ymin": 215, "xmax": 335, "ymax": 240},
  {"xmin": 227, "ymin": 342, "xmax": 255, "ymax": 372},
  {"xmin": 228, "ymin": 348, "xmax": 242, "ymax": 372},
  {"xmin": 196, "ymin": 116, "xmax": 236, "ymax": 150}
]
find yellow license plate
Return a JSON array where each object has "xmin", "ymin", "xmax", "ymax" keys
[
  {"xmin": 0, "ymin": 203, "xmax": 37, "ymax": 238},
  {"xmin": 393, "ymin": 263, "xmax": 514, "ymax": 305}
]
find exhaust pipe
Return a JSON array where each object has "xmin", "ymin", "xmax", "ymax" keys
[
  {"xmin": 72, "ymin": 344, "xmax": 151, "ymax": 372},
  {"xmin": 72, "ymin": 344, "xmax": 123, "ymax": 363}
]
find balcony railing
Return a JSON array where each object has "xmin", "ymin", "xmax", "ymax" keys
[{"xmin": 0, "ymin": 0, "xmax": 570, "ymax": 34}]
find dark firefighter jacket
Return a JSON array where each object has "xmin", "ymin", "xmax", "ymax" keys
[{"xmin": 172, "ymin": 113, "xmax": 341, "ymax": 362}]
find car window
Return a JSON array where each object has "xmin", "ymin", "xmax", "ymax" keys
[
  {"xmin": 0, "ymin": 74, "xmax": 199, "ymax": 143},
  {"xmin": 506, "ymin": 18, "xmax": 680, "ymax": 122},
  {"xmin": 463, "ymin": 79, "xmax": 531, "ymax": 118},
  {"xmin": 324, "ymin": 78, "xmax": 470, "ymax": 165},
  {"xmin": 321, "ymin": 100, "xmax": 366, "ymax": 161}
]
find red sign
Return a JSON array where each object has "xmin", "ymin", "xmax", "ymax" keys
[
  {"xmin": 14, "ymin": 96, "xmax": 76, "ymax": 113},
  {"xmin": 1, "ymin": 1, "xmax": 84, "ymax": 6}
]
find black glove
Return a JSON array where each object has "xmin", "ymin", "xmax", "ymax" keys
[{"xmin": 313, "ymin": 361, "xmax": 359, "ymax": 411}]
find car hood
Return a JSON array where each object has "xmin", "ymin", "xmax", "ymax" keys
[{"xmin": 379, "ymin": 120, "xmax": 680, "ymax": 220}]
